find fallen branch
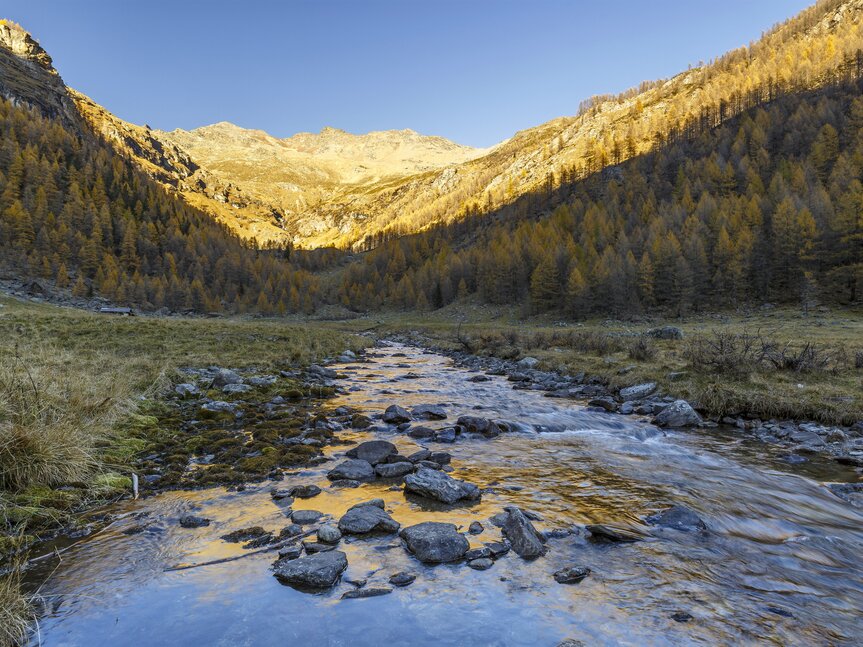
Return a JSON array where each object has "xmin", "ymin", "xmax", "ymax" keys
[{"xmin": 164, "ymin": 529, "xmax": 316, "ymax": 572}]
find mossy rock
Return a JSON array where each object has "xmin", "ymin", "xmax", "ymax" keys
[
  {"xmin": 13, "ymin": 486, "xmax": 81, "ymax": 511},
  {"xmin": 237, "ymin": 454, "xmax": 279, "ymax": 474},
  {"xmin": 281, "ymin": 445, "xmax": 319, "ymax": 465},
  {"xmin": 126, "ymin": 414, "xmax": 160, "ymax": 432},
  {"xmin": 91, "ymin": 472, "xmax": 132, "ymax": 494}
]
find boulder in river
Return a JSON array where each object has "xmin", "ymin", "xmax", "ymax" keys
[
  {"xmin": 327, "ymin": 458, "xmax": 375, "ymax": 482},
  {"xmin": 400, "ymin": 522, "xmax": 469, "ymax": 563},
  {"xmin": 501, "ymin": 506, "xmax": 546, "ymax": 559},
  {"xmin": 403, "ymin": 467, "xmax": 481, "ymax": 504},
  {"xmin": 588, "ymin": 397, "xmax": 618, "ymax": 412},
  {"xmin": 652, "ymin": 400, "xmax": 702, "ymax": 427},
  {"xmin": 383, "ymin": 405, "xmax": 412, "ymax": 424},
  {"xmin": 291, "ymin": 510, "xmax": 324, "ymax": 525},
  {"xmin": 412, "ymin": 404, "xmax": 448, "ymax": 420},
  {"xmin": 375, "ymin": 462, "xmax": 414, "ymax": 478},
  {"xmin": 346, "ymin": 440, "xmax": 397, "ymax": 465},
  {"xmin": 553, "ymin": 565, "xmax": 591, "ymax": 584},
  {"xmin": 407, "ymin": 426, "xmax": 436, "ymax": 439},
  {"xmin": 338, "ymin": 502, "xmax": 400, "ymax": 534},
  {"xmin": 457, "ymin": 416, "xmax": 505, "ymax": 438},
  {"xmin": 273, "ymin": 550, "xmax": 348, "ymax": 589},
  {"xmin": 645, "ymin": 505, "xmax": 706, "ymax": 532}
]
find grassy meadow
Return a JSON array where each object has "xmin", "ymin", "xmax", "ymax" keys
[{"xmin": 0, "ymin": 295, "xmax": 363, "ymax": 645}]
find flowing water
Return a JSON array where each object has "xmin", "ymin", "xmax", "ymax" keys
[{"xmin": 26, "ymin": 345, "xmax": 863, "ymax": 646}]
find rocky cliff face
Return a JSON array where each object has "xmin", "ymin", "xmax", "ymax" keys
[
  {"xmin": 1, "ymin": 1, "xmax": 860, "ymax": 249},
  {"xmin": 0, "ymin": 20, "xmax": 79, "ymax": 127}
]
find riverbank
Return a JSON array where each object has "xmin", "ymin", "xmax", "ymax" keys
[
  {"xmin": 23, "ymin": 343, "xmax": 863, "ymax": 646},
  {"xmin": 322, "ymin": 304, "xmax": 863, "ymax": 453},
  {"xmin": 0, "ymin": 295, "xmax": 364, "ymax": 645}
]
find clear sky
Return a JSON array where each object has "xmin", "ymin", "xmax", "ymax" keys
[{"xmin": 6, "ymin": 0, "xmax": 813, "ymax": 147}]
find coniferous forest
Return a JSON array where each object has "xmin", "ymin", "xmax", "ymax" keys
[{"xmin": 1, "ymin": 78, "xmax": 862, "ymax": 318}]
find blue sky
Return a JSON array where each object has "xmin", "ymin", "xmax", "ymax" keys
[{"xmin": 6, "ymin": 1, "xmax": 812, "ymax": 147}]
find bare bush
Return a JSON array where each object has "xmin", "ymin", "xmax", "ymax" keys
[{"xmin": 628, "ymin": 338, "xmax": 657, "ymax": 361}]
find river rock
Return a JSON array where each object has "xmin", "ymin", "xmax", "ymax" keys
[
  {"xmin": 317, "ymin": 524, "xmax": 342, "ymax": 544},
  {"xmin": 553, "ymin": 565, "xmax": 591, "ymax": 584},
  {"xmin": 433, "ymin": 427, "xmax": 458, "ymax": 443},
  {"xmin": 468, "ymin": 375, "xmax": 490, "ymax": 382},
  {"xmin": 221, "ymin": 526, "xmax": 269, "ymax": 543},
  {"xmin": 588, "ymin": 397, "xmax": 618, "ymax": 412},
  {"xmin": 248, "ymin": 375, "xmax": 277, "ymax": 387},
  {"xmin": 302, "ymin": 541, "xmax": 336, "ymax": 554},
  {"xmin": 619, "ymin": 382, "xmax": 656, "ymax": 400},
  {"xmin": 586, "ymin": 524, "xmax": 644, "ymax": 542},
  {"xmin": 645, "ymin": 505, "xmax": 706, "ymax": 532},
  {"xmin": 351, "ymin": 414, "xmax": 372, "ymax": 429},
  {"xmin": 375, "ymin": 462, "xmax": 414, "ymax": 478},
  {"xmin": 457, "ymin": 416, "xmax": 505, "ymax": 437},
  {"xmin": 412, "ymin": 404, "xmax": 448, "ymax": 420},
  {"xmin": 468, "ymin": 558, "xmax": 494, "ymax": 570},
  {"xmin": 408, "ymin": 449, "xmax": 431, "ymax": 463},
  {"xmin": 399, "ymin": 522, "xmax": 469, "ymax": 563},
  {"xmin": 346, "ymin": 440, "xmax": 397, "ymax": 465},
  {"xmin": 389, "ymin": 571, "xmax": 416, "ymax": 587},
  {"xmin": 403, "ymin": 467, "xmax": 481, "ymax": 504},
  {"xmin": 652, "ymin": 400, "xmax": 702, "ymax": 427},
  {"xmin": 279, "ymin": 523, "xmax": 304, "ymax": 538},
  {"xmin": 518, "ymin": 357, "xmax": 540, "ymax": 369},
  {"xmin": 341, "ymin": 587, "xmax": 393, "ymax": 599},
  {"xmin": 327, "ymin": 458, "xmax": 375, "ymax": 482},
  {"xmin": 407, "ymin": 426, "xmax": 436, "ymax": 439},
  {"xmin": 338, "ymin": 503, "xmax": 400, "ymax": 534},
  {"xmin": 468, "ymin": 521, "xmax": 484, "ymax": 534},
  {"xmin": 273, "ymin": 550, "xmax": 348, "ymax": 589},
  {"xmin": 501, "ymin": 507, "xmax": 546, "ymax": 559},
  {"xmin": 289, "ymin": 484, "xmax": 322, "ymax": 499},
  {"xmin": 465, "ymin": 547, "xmax": 493, "ymax": 560},
  {"xmin": 484, "ymin": 541, "xmax": 510, "ymax": 558},
  {"xmin": 429, "ymin": 451, "xmax": 452, "ymax": 465},
  {"xmin": 292, "ymin": 510, "xmax": 324, "ymax": 525},
  {"xmin": 179, "ymin": 515, "xmax": 210, "ymax": 528},
  {"xmin": 383, "ymin": 405, "xmax": 411, "ymax": 424},
  {"xmin": 278, "ymin": 544, "xmax": 302, "ymax": 560}
]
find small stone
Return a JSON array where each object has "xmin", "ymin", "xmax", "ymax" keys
[
  {"xmin": 179, "ymin": 515, "xmax": 210, "ymax": 528},
  {"xmin": 389, "ymin": 572, "xmax": 416, "ymax": 587},
  {"xmin": 375, "ymin": 462, "xmax": 414, "ymax": 478},
  {"xmin": 341, "ymin": 587, "xmax": 393, "ymax": 599},
  {"xmin": 468, "ymin": 521, "xmax": 484, "ymax": 535},
  {"xmin": 277, "ymin": 544, "xmax": 302, "ymax": 560},
  {"xmin": 383, "ymin": 405, "xmax": 411, "ymax": 424},
  {"xmin": 317, "ymin": 524, "xmax": 342, "ymax": 544},
  {"xmin": 292, "ymin": 510, "xmax": 324, "ymax": 525},
  {"xmin": 670, "ymin": 612, "xmax": 693, "ymax": 623},
  {"xmin": 221, "ymin": 526, "xmax": 268, "ymax": 543},
  {"xmin": 289, "ymin": 484, "xmax": 322, "ymax": 498},
  {"xmin": 468, "ymin": 558, "xmax": 494, "ymax": 570},
  {"xmin": 553, "ymin": 565, "xmax": 591, "ymax": 584}
]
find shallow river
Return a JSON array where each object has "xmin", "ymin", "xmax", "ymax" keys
[{"xmin": 27, "ymin": 345, "xmax": 863, "ymax": 646}]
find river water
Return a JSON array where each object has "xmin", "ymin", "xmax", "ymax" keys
[{"xmin": 26, "ymin": 345, "xmax": 863, "ymax": 646}]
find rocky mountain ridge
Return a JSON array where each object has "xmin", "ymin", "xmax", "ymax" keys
[{"xmin": 1, "ymin": 1, "xmax": 861, "ymax": 248}]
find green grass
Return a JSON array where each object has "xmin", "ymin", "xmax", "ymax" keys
[{"xmin": 0, "ymin": 295, "xmax": 364, "ymax": 641}]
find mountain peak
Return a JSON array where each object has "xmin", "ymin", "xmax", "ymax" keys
[{"xmin": 0, "ymin": 19, "xmax": 54, "ymax": 71}]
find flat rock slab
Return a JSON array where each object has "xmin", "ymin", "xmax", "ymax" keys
[
  {"xmin": 403, "ymin": 467, "xmax": 480, "ymax": 504},
  {"xmin": 645, "ymin": 505, "xmax": 706, "ymax": 532},
  {"xmin": 338, "ymin": 504, "xmax": 400, "ymax": 534},
  {"xmin": 412, "ymin": 404, "xmax": 448, "ymax": 420},
  {"xmin": 273, "ymin": 550, "xmax": 348, "ymax": 589},
  {"xmin": 327, "ymin": 458, "xmax": 375, "ymax": 482},
  {"xmin": 292, "ymin": 510, "xmax": 324, "ymax": 525},
  {"xmin": 400, "ymin": 522, "xmax": 469, "ymax": 563},
  {"xmin": 341, "ymin": 587, "xmax": 393, "ymax": 599},
  {"xmin": 346, "ymin": 440, "xmax": 397, "ymax": 465},
  {"xmin": 586, "ymin": 524, "xmax": 644, "ymax": 542},
  {"xmin": 375, "ymin": 462, "xmax": 414, "ymax": 478}
]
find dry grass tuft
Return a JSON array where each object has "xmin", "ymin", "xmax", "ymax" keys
[{"xmin": 0, "ymin": 563, "xmax": 31, "ymax": 647}]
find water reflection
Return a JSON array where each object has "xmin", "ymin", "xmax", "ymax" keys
[{"xmin": 27, "ymin": 344, "xmax": 863, "ymax": 646}]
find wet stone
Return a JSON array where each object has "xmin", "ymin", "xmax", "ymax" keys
[
  {"xmin": 400, "ymin": 522, "xmax": 469, "ymax": 563},
  {"xmin": 327, "ymin": 459, "xmax": 375, "ymax": 482},
  {"xmin": 289, "ymin": 484, "xmax": 322, "ymax": 498},
  {"xmin": 501, "ymin": 507, "xmax": 546, "ymax": 559},
  {"xmin": 341, "ymin": 587, "xmax": 393, "ymax": 599},
  {"xmin": 221, "ymin": 526, "xmax": 268, "ymax": 543},
  {"xmin": 468, "ymin": 521, "xmax": 484, "ymax": 535},
  {"xmin": 346, "ymin": 440, "xmax": 398, "ymax": 465},
  {"xmin": 389, "ymin": 572, "xmax": 417, "ymax": 587},
  {"xmin": 468, "ymin": 558, "xmax": 494, "ymax": 570},
  {"xmin": 179, "ymin": 515, "xmax": 210, "ymax": 528},
  {"xmin": 273, "ymin": 550, "xmax": 348, "ymax": 589},
  {"xmin": 403, "ymin": 467, "xmax": 481, "ymax": 504},
  {"xmin": 645, "ymin": 505, "xmax": 706, "ymax": 532},
  {"xmin": 291, "ymin": 510, "xmax": 324, "ymax": 525},
  {"xmin": 383, "ymin": 405, "xmax": 412, "ymax": 424},
  {"xmin": 553, "ymin": 565, "xmax": 591, "ymax": 584}
]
